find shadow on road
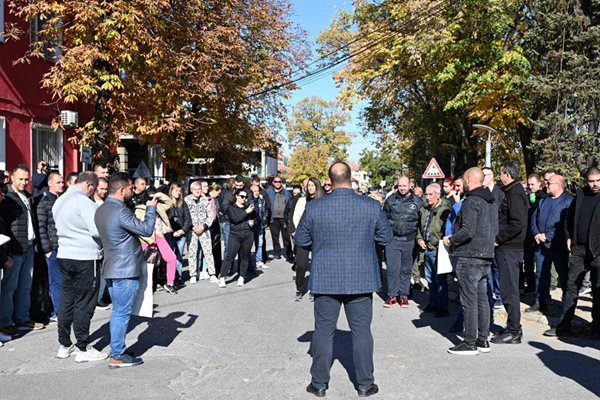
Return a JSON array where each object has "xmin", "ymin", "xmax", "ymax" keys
[
  {"xmin": 298, "ymin": 330, "xmax": 359, "ymax": 389},
  {"xmin": 89, "ymin": 311, "xmax": 198, "ymax": 356},
  {"xmin": 529, "ymin": 341, "xmax": 600, "ymax": 397}
]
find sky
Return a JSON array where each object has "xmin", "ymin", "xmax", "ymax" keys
[{"xmin": 285, "ymin": 0, "xmax": 373, "ymax": 163}]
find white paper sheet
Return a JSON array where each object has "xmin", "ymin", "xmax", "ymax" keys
[
  {"xmin": 437, "ymin": 243, "xmax": 453, "ymax": 274},
  {"xmin": 132, "ymin": 263, "xmax": 154, "ymax": 318},
  {"xmin": 0, "ymin": 234, "xmax": 10, "ymax": 246}
]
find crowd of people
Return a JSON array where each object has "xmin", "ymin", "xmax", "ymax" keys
[{"xmin": 0, "ymin": 158, "xmax": 598, "ymax": 374}]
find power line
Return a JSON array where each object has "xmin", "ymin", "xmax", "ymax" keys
[{"xmin": 247, "ymin": 0, "xmax": 451, "ymax": 98}]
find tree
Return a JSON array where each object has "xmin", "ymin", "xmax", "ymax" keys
[
  {"xmin": 286, "ymin": 96, "xmax": 352, "ymax": 181},
  {"xmin": 318, "ymin": 0, "xmax": 532, "ymax": 173},
  {"xmin": 9, "ymin": 0, "xmax": 307, "ymax": 171}
]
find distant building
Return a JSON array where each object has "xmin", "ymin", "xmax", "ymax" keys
[{"xmin": 349, "ymin": 162, "xmax": 369, "ymax": 191}]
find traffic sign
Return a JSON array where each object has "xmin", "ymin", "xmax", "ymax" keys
[{"xmin": 422, "ymin": 157, "xmax": 445, "ymax": 179}]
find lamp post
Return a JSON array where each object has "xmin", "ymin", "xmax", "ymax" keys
[{"xmin": 473, "ymin": 124, "xmax": 498, "ymax": 168}]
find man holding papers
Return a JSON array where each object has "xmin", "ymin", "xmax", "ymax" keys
[{"xmin": 443, "ymin": 168, "xmax": 498, "ymax": 355}]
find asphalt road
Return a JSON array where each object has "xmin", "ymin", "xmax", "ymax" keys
[{"xmin": 0, "ymin": 256, "xmax": 599, "ymax": 400}]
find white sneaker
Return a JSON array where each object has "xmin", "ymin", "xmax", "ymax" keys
[
  {"xmin": 199, "ymin": 271, "xmax": 209, "ymax": 280},
  {"xmin": 0, "ymin": 332, "xmax": 12, "ymax": 343},
  {"xmin": 257, "ymin": 262, "xmax": 269, "ymax": 269},
  {"xmin": 218, "ymin": 277, "xmax": 226, "ymax": 288},
  {"xmin": 74, "ymin": 345, "xmax": 109, "ymax": 363},
  {"xmin": 190, "ymin": 276, "xmax": 197, "ymax": 284},
  {"xmin": 56, "ymin": 344, "xmax": 75, "ymax": 359},
  {"xmin": 209, "ymin": 275, "xmax": 219, "ymax": 283},
  {"xmin": 237, "ymin": 277, "xmax": 245, "ymax": 287}
]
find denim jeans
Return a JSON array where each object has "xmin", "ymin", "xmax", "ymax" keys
[
  {"xmin": 254, "ymin": 222, "xmax": 264, "ymax": 264},
  {"xmin": 423, "ymin": 248, "xmax": 449, "ymax": 310},
  {"xmin": 0, "ymin": 243, "xmax": 34, "ymax": 327},
  {"xmin": 107, "ymin": 278, "xmax": 140, "ymax": 359},
  {"xmin": 46, "ymin": 250, "xmax": 62, "ymax": 317},
  {"xmin": 455, "ymin": 257, "xmax": 491, "ymax": 346},
  {"xmin": 167, "ymin": 235, "xmax": 187, "ymax": 282},
  {"xmin": 221, "ymin": 222, "xmax": 231, "ymax": 252},
  {"xmin": 488, "ymin": 257, "xmax": 502, "ymax": 302},
  {"xmin": 385, "ymin": 238, "xmax": 415, "ymax": 297},
  {"xmin": 534, "ymin": 245, "xmax": 569, "ymax": 307}
]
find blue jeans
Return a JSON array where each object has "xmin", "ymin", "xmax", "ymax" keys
[
  {"xmin": 534, "ymin": 245, "xmax": 569, "ymax": 307},
  {"xmin": 0, "ymin": 243, "xmax": 34, "ymax": 327},
  {"xmin": 254, "ymin": 223, "xmax": 264, "ymax": 264},
  {"xmin": 107, "ymin": 278, "xmax": 140, "ymax": 359},
  {"xmin": 46, "ymin": 250, "xmax": 61, "ymax": 317},
  {"xmin": 221, "ymin": 222, "xmax": 231, "ymax": 252},
  {"xmin": 488, "ymin": 257, "xmax": 502, "ymax": 303},
  {"xmin": 168, "ymin": 235, "xmax": 187, "ymax": 281},
  {"xmin": 423, "ymin": 249, "xmax": 449, "ymax": 310}
]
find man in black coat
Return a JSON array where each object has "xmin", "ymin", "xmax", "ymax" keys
[
  {"xmin": 545, "ymin": 166, "xmax": 600, "ymax": 338},
  {"xmin": 36, "ymin": 172, "xmax": 65, "ymax": 322},
  {"xmin": 491, "ymin": 160, "xmax": 529, "ymax": 344}
]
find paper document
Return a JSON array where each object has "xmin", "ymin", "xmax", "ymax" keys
[
  {"xmin": 132, "ymin": 263, "xmax": 154, "ymax": 318},
  {"xmin": 437, "ymin": 243, "xmax": 453, "ymax": 274},
  {"xmin": 0, "ymin": 234, "xmax": 10, "ymax": 246}
]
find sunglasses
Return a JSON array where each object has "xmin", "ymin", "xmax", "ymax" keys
[
  {"xmin": 324, "ymin": 184, "xmax": 331, "ymax": 187},
  {"xmin": 273, "ymin": 180, "xmax": 282, "ymax": 183},
  {"xmin": 238, "ymin": 194, "xmax": 247, "ymax": 198}
]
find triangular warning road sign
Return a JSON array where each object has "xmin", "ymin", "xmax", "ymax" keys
[{"xmin": 422, "ymin": 158, "xmax": 445, "ymax": 179}]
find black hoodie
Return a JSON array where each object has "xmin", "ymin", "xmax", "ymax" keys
[
  {"xmin": 450, "ymin": 186, "xmax": 499, "ymax": 259},
  {"xmin": 496, "ymin": 180, "xmax": 529, "ymax": 249}
]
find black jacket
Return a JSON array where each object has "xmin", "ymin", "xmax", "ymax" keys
[
  {"xmin": 1, "ymin": 187, "xmax": 37, "ymax": 255},
  {"xmin": 227, "ymin": 204, "xmax": 256, "ymax": 235},
  {"xmin": 168, "ymin": 201, "xmax": 193, "ymax": 235},
  {"xmin": 36, "ymin": 192, "xmax": 59, "ymax": 253},
  {"xmin": 284, "ymin": 194, "xmax": 301, "ymax": 234},
  {"xmin": 496, "ymin": 180, "xmax": 528, "ymax": 249},
  {"xmin": 566, "ymin": 187, "xmax": 600, "ymax": 261},
  {"xmin": 383, "ymin": 192, "xmax": 421, "ymax": 239},
  {"xmin": 0, "ymin": 212, "xmax": 10, "ymax": 267},
  {"xmin": 450, "ymin": 186, "xmax": 498, "ymax": 259}
]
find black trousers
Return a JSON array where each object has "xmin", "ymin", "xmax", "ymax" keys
[
  {"xmin": 311, "ymin": 294, "xmax": 374, "ymax": 391},
  {"xmin": 220, "ymin": 231, "xmax": 254, "ymax": 279},
  {"xmin": 558, "ymin": 244, "xmax": 600, "ymax": 332},
  {"xmin": 295, "ymin": 246, "xmax": 310, "ymax": 292},
  {"xmin": 455, "ymin": 257, "xmax": 491, "ymax": 346},
  {"xmin": 57, "ymin": 258, "xmax": 100, "ymax": 350},
  {"xmin": 270, "ymin": 218, "xmax": 292, "ymax": 258},
  {"xmin": 496, "ymin": 247, "xmax": 523, "ymax": 333}
]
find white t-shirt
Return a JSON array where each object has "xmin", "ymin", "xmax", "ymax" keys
[{"xmin": 16, "ymin": 190, "xmax": 35, "ymax": 241}]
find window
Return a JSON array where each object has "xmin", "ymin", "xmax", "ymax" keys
[
  {"xmin": 32, "ymin": 125, "xmax": 63, "ymax": 173},
  {"xmin": 0, "ymin": 117, "xmax": 5, "ymax": 171},
  {"xmin": 0, "ymin": 0, "xmax": 5, "ymax": 43},
  {"xmin": 30, "ymin": 14, "xmax": 62, "ymax": 62}
]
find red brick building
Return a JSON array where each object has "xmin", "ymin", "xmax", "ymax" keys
[{"xmin": 0, "ymin": 2, "xmax": 90, "ymax": 176}]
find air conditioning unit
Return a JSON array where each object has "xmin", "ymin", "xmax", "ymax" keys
[{"xmin": 60, "ymin": 110, "xmax": 79, "ymax": 128}]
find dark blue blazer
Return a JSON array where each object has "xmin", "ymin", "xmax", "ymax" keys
[{"xmin": 295, "ymin": 188, "xmax": 393, "ymax": 295}]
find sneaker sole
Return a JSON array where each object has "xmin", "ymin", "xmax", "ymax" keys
[
  {"xmin": 447, "ymin": 349, "xmax": 479, "ymax": 355},
  {"xmin": 477, "ymin": 347, "xmax": 491, "ymax": 353},
  {"xmin": 75, "ymin": 356, "xmax": 109, "ymax": 363},
  {"xmin": 108, "ymin": 361, "xmax": 143, "ymax": 369}
]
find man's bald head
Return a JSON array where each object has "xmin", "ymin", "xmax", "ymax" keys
[
  {"xmin": 547, "ymin": 174, "xmax": 565, "ymax": 197},
  {"xmin": 463, "ymin": 167, "xmax": 484, "ymax": 192},
  {"xmin": 328, "ymin": 162, "xmax": 352, "ymax": 188},
  {"xmin": 397, "ymin": 176, "xmax": 410, "ymax": 196}
]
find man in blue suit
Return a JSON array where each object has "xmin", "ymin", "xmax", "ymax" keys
[
  {"xmin": 95, "ymin": 172, "xmax": 157, "ymax": 369},
  {"xmin": 295, "ymin": 162, "xmax": 393, "ymax": 397}
]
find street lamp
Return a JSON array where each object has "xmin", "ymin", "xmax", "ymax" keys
[{"xmin": 473, "ymin": 124, "xmax": 498, "ymax": 168}]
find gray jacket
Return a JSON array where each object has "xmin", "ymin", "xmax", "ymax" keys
[{"xmin": 95, "ymin": 197, "xmax": 156, "ymax": 279}]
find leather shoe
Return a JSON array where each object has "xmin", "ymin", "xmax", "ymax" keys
[
  {"xmin": 357, "ymin": 383, "xmax": 379, "ymax": 397},
  {"xmin": 306, "ymin": 383, "xmax": 326, "ymax": 397}
]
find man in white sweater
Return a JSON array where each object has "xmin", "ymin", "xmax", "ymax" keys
[{"xmin": 52, "ymin": 171, "xmax": 107, "ymax": 363}]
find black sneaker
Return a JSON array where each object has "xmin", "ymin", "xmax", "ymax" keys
[
  {"xmin": 294, "ymin": 291, "xmax": 302, "ymax": 302},
  {"xmin": 447, "ymin": 342, "xmax": 478, "ymax": 355},
  {"xmin": 525, "ymin": 303, "xmax": 546, "ymax": 313},
  {"xmin": 108, "ymin": 353, "xmax": 144, "ymax": 369},
  {"xmin": 164, "ymin": 285, "xmax": 178, "ymax": 294},
  {"xmin": 476, "ymin": 339, "xmax": 491, "ymax": 353},
  {"xmin": 543, "ymin": 326, "xmax": 571, "ymax": 337},
  {"xmin": 490, "ymin": 329, "xmax": 522, "ymax": 344}
]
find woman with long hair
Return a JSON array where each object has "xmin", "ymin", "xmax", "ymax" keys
[
  {"xmin": 167, "ymin": 183, "xmax": 192, "ymax": 287},
  {"xmin": 218, "ymin": 189, "xmax": 256, "ymax": 288},
  {"xmin": 291, "ymin": 177, "xmax": 324, "ymax": 301}
]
